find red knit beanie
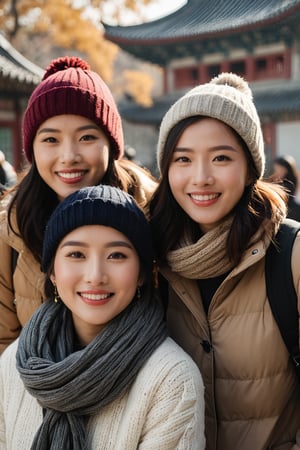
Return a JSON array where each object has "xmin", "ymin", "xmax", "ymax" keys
[{"xmin": 23, "ymin": 56, "xmax": 124, "ymax": 162}]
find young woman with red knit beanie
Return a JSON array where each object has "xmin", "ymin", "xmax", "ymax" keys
[{"xmin": 0, "ymin": 56, "xmax": 156, "ymax": 354}]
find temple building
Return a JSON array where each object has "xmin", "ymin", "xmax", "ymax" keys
[
  {"xmin": 0, "ymin": 34, "xmax": 43, "ymax": 170},
  {"xmin": 104, "ymin": 0, "xmax": 300, "ymax": 174}
]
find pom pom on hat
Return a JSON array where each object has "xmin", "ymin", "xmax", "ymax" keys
[
  {"xmin": 157, "ymin": 72, "xmax": 265, "ymax": 178},
  {"xmin": 23, "ymin": 56, "xmax": 124, "ymax": 162},
  {"xmin": 42, "ymin": 185, "xmax": 153, "ymax": 274}
]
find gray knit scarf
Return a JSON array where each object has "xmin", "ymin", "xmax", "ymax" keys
[{"xmin": 16, "ymin": 297, "xmax": 167, "ymax": 450}]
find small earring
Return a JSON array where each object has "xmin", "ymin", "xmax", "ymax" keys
[
  {"xmin": 53, "ymin": 284, "xmax": 60, "ymax": 304},
  {"xmin": 136, "ymin": 286, "xmax": 141, "ymax": 299}
]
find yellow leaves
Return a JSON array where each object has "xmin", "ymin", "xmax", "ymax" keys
[
  {"xmin": 23, "ymin": 0, "xmax": 118, "ymax": 82},
  {"xmin": 0, "ymin": 0, "xmax": 158, "ymax": 94},
  {"xmin": 124, "ymin": 70, "xmax": 153, "ymax": 107}
]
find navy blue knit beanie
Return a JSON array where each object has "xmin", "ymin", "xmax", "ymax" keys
[{"xmin": 42, "ymin": 185, "xmax": 153, "ymax": 273}]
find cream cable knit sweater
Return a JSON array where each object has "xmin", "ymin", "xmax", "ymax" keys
[{"xmin": 0, "ymin": 337, "xmax": 205, "ymax": 450}]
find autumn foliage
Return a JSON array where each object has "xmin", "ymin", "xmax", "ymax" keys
[{"xmin": 0, "ymin": 0, "xmax": 157, "ymax": 105}]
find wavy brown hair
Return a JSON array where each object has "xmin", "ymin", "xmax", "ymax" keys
[{"xmin": 150, "ymin": 116, "xmax": 287, "ymax": 266}]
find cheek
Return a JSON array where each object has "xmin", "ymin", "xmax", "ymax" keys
[
  {"xmin": 93, "ymin": 146, "xmax": 110, "ymax": 169},
  {"xmin": 168, "ymin": 167, "xmax": 185, "ymax": 194},
  {"xmin": 237, "ymin": 166, "xmax": 250, "ymax": 188},
  {"xmin": 33, "ymin": 149, "xmax": 55, "ymax": 176},
  {"xmin": 120, "ymin": 261, "xmax": 140, "ymax": 288},
  {"xmin": 53, "ymin": 258, "xmax": 76, "ymax": 286}
]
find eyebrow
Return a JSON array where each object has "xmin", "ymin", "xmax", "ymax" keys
[
  {"xmin": 37, "ymin": 124, "xmax": 101, "ymax": 135},
  {"xmin": 174, "ymin": 145, "xmax": 238, "ymax": 152},
  {"xmin": 60, "ymin": 240, "xmax": 133, "ymax": 250}
]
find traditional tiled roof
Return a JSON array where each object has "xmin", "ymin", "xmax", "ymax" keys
[
  {"xmin": 0, "ymin": 34, "xmax": 43, "ymax": 92},
  {"xmin": 104, "ymin": 0, "xmax": 300, "ymax": 65},
  {"xmin": 119, "ymin": 80, "xmax": 300, "ymax": 125}
]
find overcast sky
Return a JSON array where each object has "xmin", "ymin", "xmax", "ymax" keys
[
  {"xmin": 145, "ymin": 0, "xmax": 186, "ymax": 21},
  {"xmin": 101, "ymin": 0, "xmax": 186, "ymax": 25}
]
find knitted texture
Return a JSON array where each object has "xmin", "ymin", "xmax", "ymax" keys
[
  {"xmin": 167, "ymin": 216, "xmax": 234, "ymax": 278},
  {"xmin": 157, "ymin": 72, "xmax": 265, "ymax": 178},
  {"xmin": 16, "ymin": 297, "xmax": 168, "ymax": 449},
  {"xmin": 23, "ymin": 56, "xmax": 124, "ymax": 162},
  {"xmin": 1, "ymin": 337, "xmax": 205, "ymax": 449},
  {"xmin": 167, "ymin": 216, "xmax": 271, "ymax": 279},
  {"xmin": 42, "ymin": 185, "xmax": 153, "ymax": 273}
]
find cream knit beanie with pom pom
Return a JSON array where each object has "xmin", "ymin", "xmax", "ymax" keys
[{"xmin": 157, "ymin": 72, "xmax": 265, "ymax": 178}]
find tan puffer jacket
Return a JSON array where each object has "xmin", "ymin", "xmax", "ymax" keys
[
  {"xmin": 161, "ymin": 234, "xmax": 300, "ymax": 450},
  {"xmin": 0, "ymin": 164, "xmax": 157, "ymax": 354}
]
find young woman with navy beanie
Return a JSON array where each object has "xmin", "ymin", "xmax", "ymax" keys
[
  {"xmin": 0, "ymin": 56, "xmax": 156, "ymax": 354},
  {"xmin": 0, "ymin": 185, "xmax": 205, "ymax": 449}
]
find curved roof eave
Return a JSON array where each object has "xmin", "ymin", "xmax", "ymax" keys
[
  {"xmin": 119, "ymin": 80, "xmax": 300, "ymax": 125},
  {"xmin": 104, "ymin": 0, "xmax": 300, "ymax": 45},
  {"xmin": 0, "ymin": 34, "xmax": 43, "ymax": 84}
]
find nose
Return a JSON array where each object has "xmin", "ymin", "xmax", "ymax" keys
[
  {"xmin": 191, "ymin": 162, "xmax": 214, "ymax": 186},
  {"xmin": 85, "ymin": 257, "xmax": 108, "ymax": 285},
  {"xmin": 59, "ymin": 139, "xmax": 81, "ymax": 164}
]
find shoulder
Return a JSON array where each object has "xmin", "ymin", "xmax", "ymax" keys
[
  {"xmin": 128, "ymin": 337, "xmax": 205, "ymax": 445},
  {"xmin": 0, "ymin": 208, "xmax": 10, "ymax": 244},
  {"xmin": 0, "ymin": 191, "xmax": 14, "ymax": 214},
  {"xmin": 0, "ymin": 205, "xmax": 23, "ymax": 251},
  {"xmin": 0, "ymin": 339, "xmax": 19, "ymax": 375},
  {"xmin": 139, "ymin": 337, "xmax": 204, "ymax": 393}
]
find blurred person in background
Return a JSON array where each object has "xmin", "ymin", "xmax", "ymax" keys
[
  {"xmin": 0, "ymin": 150, "xmax": 17, "ymax": 188},
  {"xmin": 270, "ymin": 154, "xmax": 300, "ymax": 221}
]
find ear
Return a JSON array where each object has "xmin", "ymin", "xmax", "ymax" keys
[
  {"xmin": 137, "ymin": 273, "xmax": 145, "ymax": 287},
  {"xmin": 137, "ymin": 279, "xmax": 144, "ymax": 288},
  {"xmin": 245, "ymin": 172, "xmax": 255, "ymax": 187},
  {"xmin": 50, "ymin": 273, "xmax": 56, "ymax": 285}
]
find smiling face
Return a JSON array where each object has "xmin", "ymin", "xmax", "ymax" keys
[
  {"xmin": 33, "ymin": 114, "xmax": 110, "ymax": 201},
  {"xmin": 51, "ymin": 225, "xmax": 142, "ymax": 346},
  {"xmin": 168, "ymin": 117, "xmax": 250, "ymax": 233}
]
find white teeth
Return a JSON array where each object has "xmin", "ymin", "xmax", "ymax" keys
[
  {"xmin": 82, "ymin": 293, "xmax": 110, "ymax": 300},
  {"xmin": 191, "ymin": 193, "xmax": 218, "ymax": 201},
  {"xmin": 58, "ymin": 172, "xmax": 84, "ymax": 179}
]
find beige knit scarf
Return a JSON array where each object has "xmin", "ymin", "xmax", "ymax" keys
[{"xmin": 167, "ymin": 216, "xmax": 272, "ymax": 279}]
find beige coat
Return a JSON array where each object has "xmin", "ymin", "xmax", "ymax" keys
[
  {"xmin": 162, "ymin": 233, "xmax": 300, "ymax": 450},
  {"xmin": 0, "ymin": 164, "xmax": 157, "ymax": 354},
  {"xmin": 0, "ymin": 208, "xmax": 44, "ymax": 353}
]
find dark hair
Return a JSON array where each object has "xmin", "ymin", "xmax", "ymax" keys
[
  {"xmin": 150, "ymin": 116, "xmax": 287, "ymax": 266},
  {"xmin": 8, "ymin": 156, "xmax": 145, "ymax": 264}
]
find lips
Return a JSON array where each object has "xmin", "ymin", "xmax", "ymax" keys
[
  {"xmin": 190, "ymin": 193, "xmax": 219, "ymax": 201},
  {"xmin": 56, "ymin": 170, "xmax": 87, "ymax": 182},
  {"xmin": 55, "ymin": 170, "xmax": 88, "ymax": 184},
  {"xmin": 79, "ymin": 291, "xmax": 114, "ymax": 306},
  {"xmin": 80, "ymin": 292, "xmax": 112, "ymax": 301}
]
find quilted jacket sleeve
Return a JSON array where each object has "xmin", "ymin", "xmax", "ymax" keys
[{"xmin": 0, "ymin": 234, "xmax": 21, "ymax": 354}]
